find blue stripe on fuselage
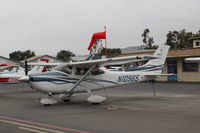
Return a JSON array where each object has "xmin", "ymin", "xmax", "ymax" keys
[
  {"xmin": 30, "ymin": 77, "xmax": 74, "ymax": 83},
  {"xmin": 125, "ymin": 65, "xmax": 162, "ymax": 72},
  {"xmin": 30, "ymin": 71, "xmax": 69, "ymax": 77}
]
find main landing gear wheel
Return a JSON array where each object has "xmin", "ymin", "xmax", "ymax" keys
[
  {"xmin": 87, "ymin": 95, "xmax": 106, "ymax": 104},
  {"xmin": 40, "ymin": 98, "xmax": 57, "ymax": 106}
]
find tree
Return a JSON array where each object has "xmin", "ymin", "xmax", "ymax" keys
[
  {"xmin": 56, "ymin": 50, "xmax": 75, "ymax": 61},
  {"xmin": 166, "ymin": 31, "xmax": 179, "ymax": 49},
  {"xmin": 142, "ymin": 28, "xmax": 155, "ymax": 48},
  {"xmin": 165, "ymin": 29, "xmax": 200, "ymax": 49},
  {"xmin": 195, "ymin": 30, "xmax": 200, "ymax": 37},
  {"xmin": 177, "ymin": 30, "xmax": 193, "ymax": 48},
  {"xmin": 9, "ymin": 50, "xmax": 35, "ymax": 61},
  {"xmin": 142, "ymin": 28, "xmax": 150, "ymax": 44},
  {"xmin": 148, "ymin": 37, "xmax": 154, "ymax": 48}
]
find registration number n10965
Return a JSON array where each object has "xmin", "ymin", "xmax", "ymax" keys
[{"xmin": 117, "ymin": 75, "xmax": 139, "ymax": 83}]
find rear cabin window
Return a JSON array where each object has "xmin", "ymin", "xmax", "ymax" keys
[{"xmin": 75, "ymin": 68, "xmax": 105, "ymax": 75}]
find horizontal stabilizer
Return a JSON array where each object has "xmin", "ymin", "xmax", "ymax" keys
[{"xmin": 146, "ymin": 73, "xmax": 176, "ymax": 77}]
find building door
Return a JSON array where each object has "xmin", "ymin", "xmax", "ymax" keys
[{"xmin": 167, "ymin": 60, "xmax": 177, "ymax": 81}]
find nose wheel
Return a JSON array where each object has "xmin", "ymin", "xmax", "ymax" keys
[{"xmin": 40, "ymin": 93, "xmax": 57, "ymax": 106}]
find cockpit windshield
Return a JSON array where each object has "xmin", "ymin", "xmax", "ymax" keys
[{"xmin": 61, "ymin": 66, "xmax": 72, "ymax": 75}]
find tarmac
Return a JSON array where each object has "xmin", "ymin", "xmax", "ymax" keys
[{"xmin": 0, "ymin": 82, "xmax": 200, "ymax": 133}]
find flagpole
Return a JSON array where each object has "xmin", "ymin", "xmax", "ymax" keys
[{"xmin": 104, "ymin": 26, "xmax": 107, "ymax": 57}]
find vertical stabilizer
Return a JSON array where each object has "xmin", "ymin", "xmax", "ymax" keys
[
  {"xmin": 144, "ymin": 45, "xmax": 169, "ymax": 67},
  {"xmin": 140, "ymin": 45, "xmax": 170, "ymax": 74}
]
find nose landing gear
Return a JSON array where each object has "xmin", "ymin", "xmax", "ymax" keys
[{"xmin": 40, "ymin": 93, "xmax": 57, "ymax": 106}]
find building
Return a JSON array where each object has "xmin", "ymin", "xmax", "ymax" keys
[
  {"xmin": 0, "ymin": 56, "xmax": 20, "ymax": 65},
  {"xmin": 121, "ymin": 45, "xmax": 149, "ymax": 54},
  {"xmin": 20, "ymin": 55, "xmax": 65, "ymax": 63},
  {"xmin": 71, "ymin": 55, "xmax": 90, "ymax": 62},
  {"xmin": 190, "ymin": 37, "xmax": 200, "ymax": 48},
  {"xmin": 19, "ymin": 55, "xmax": 66, "ymax": 71},
  {"xmin": 119, "ymin": 47, "xmax": 200, "ymax": 82}
]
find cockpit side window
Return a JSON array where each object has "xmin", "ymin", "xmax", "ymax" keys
[
  {"xmin": 75, "ymin": 68, "xmax": 89, "ymax": 75},
  {"xmin": 74, "ymin": 67, "xmax": 105, "ymax": 75}
]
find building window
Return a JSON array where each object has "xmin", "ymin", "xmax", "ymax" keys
[
  {"xmin": 182, "ymin": 61, "xmax": 198, "ymax": 72},
  {"xmin": 196, "ymin": 41, "xmax": 200, "ymax": 46}
]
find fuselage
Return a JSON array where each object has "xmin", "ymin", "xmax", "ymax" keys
[
  {"xmin": 27, "ymin": 45, "xmax": 169, "ymax": 95},
  {"xmin": 28, "ymin": 66, "xmax": 160, "ymax": 94}
]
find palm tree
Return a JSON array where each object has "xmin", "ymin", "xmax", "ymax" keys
[
  {"xmin": 142, "ymin": 28, "xmax": 150, "ymax": 44},
  {"xmin": 148, "ymin": 37, "xmax": 154, "ymax": 48}
]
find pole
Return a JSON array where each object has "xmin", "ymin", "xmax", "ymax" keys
[{"xmin": 104, "ymin": 26, "xmax": 107, "ymax": 57}]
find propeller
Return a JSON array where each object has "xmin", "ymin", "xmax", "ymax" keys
[
  {"xmin": 18, "ymin": 57, "xmax": 29, "ymax": 90},
  {"xmin": 18, "ymin": 57, "xmax": 30, "ymax": 82},
  {"xmin": 25, "ymin": 56, "xmax": 28, "ymax": 76}
]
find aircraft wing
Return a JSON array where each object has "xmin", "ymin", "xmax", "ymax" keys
[
  {"xmin": 54, "ymin": 55, "xmax": 158, "ymax": 70},
  {"xmin": 27, "ymin": 55, "xmax": 158, "ymax": 71},
  {"xmin": 27, "ymin": 62, "xmax": 63, "ymax": 66}
]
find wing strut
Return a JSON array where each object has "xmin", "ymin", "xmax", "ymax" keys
[{"xmin": 67, "ymin": 64, "xmax": 97, "ymax": 94}]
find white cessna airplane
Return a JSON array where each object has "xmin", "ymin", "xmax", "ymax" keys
[{"xmin": 19, "ymin": 45, "xmax": 170, "ymax": 105}]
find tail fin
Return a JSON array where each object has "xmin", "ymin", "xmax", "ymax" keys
[
  {"xmin": 142, "ymin": 45, "xmax": 169, "ymax": 74},
  {"xmin": 144, "ymin": 45, "xmax": 169, "ymax": 67}
]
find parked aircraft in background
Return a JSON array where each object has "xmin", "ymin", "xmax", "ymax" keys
[
  {"xmin": 0, "ymin": 64, "xmax": 20, "ymax": 72},
  {"xmin": 0, "ymin": 59, "xmax": 49, "ymax": 84},
  {"xmin": 185, "ymin": 57, "xmax": 200, "ymax": 63},
  {"xmin": 19, "ymin": 45, "xmax": 170, "ymax": 105}
]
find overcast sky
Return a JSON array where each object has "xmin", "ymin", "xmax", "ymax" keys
[{"xmin": 0, "ymin": 0, "xmax": 199, "ymax": 57}]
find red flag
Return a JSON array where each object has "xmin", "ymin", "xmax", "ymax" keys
[{"xmin": 87, "ymin": 32, "xmax": 106, "ymax": 50}]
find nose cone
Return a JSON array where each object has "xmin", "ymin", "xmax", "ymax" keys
[{"xmin": 18, "ymin": 76, "xmax": 30, "ymax": 82}]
